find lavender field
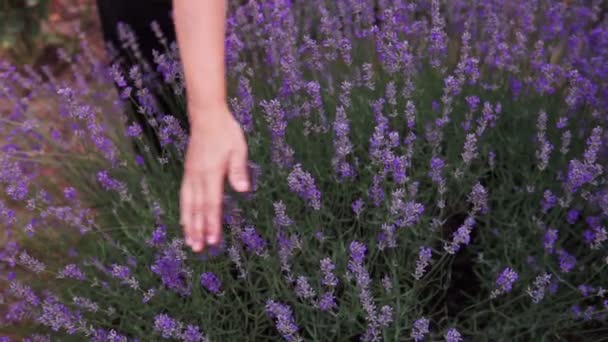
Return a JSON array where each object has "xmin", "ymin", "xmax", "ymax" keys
[{"xmin": 1, "ymin": 0, "xmax": 608, "ymax": 341}]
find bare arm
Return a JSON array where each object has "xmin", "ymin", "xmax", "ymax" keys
[
  {"xmin": 174, "ymin": 0, "xmax": 250, "ymax": 253},
  {"xmin": 173, "ymin": 0, "xmax": 227, "ymax": 114}
]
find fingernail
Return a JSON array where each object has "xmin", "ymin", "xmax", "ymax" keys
[
  {"xmin": 207, "ymin": 235, "xmax": 219, "ymax": 245},
  {"xmin": 238, "ymin": 180, "xmax": 250, "ymax": 191}
]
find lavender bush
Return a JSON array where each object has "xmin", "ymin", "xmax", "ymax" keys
[{"xmin": 2, "ymin": 0, "xmax": 608, "ymax": 340}]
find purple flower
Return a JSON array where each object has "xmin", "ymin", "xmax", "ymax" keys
[
  {"xmin": 352, "ymin": 198, "xmax": 364, "ymax": 218},
  {"xmin": 320, "ymin": 257, "xmax": 338, "ymax": 287},
  {"xmin": 240, "ymin": 225, "xmax": 267, "ymax": 256},
  {"xmin": 287, "ymin": 164, "xmax": 321, "ymax": 210},
  {"xmin": 332, "ymin": 105, "xmax": 355, "ymax": 180},
  {"xmin": 492, "ymin": 267, "xmax": 519, "ymax": 298},
  {"xmin": 535, "ymin": 110, "xmax": 554, "ymax": 171},
  {"xmin": 461, "ymin": 133, "xmax": 478, "ymax": 166},
  {"xmin": 57, "ymin": 264, "xmax": 86, "ymax": 281},
  {"xmin": 18, "ymin": 251, "xmax": 46, "ymax": 274},
  {"xmin": 63, "ymin": 187, "xmax": 77, "ymax": 201},
  {"xmin": 527, "ymin": 273, "xmax": 552, "ymax": 304},
  {"xmin": 428, "ymin": 0, "xmax": 447, "ymax": 69},
  {"xmin": 150, "ymin": 243, "xmax": 191, "ymax": 296},
  {"xmin": 38, "ymin": 295, "xmax": 83, "ymax": 334},
  {"xmin": 428, "ymin": 157, "xmax": 445, "ymax": 183},
  {"xmin": 411, "ymin": 317, "xmax": 430, "ymax": 342},
  {"xmin": 543, "ymin": 229, "xmax": 558, "ymax": 254},
  {"xmin": 110, "ymin": 264, "xmax": 130, "ymax": 280},
  {"xmin": 444, "ymin": 328, "xmax": 463, "ymax": 342},
  {"xmin": 273, "ymin": 201, "xmax": 294, "ymax": 228},
  {"xmin": 294, "ymin": 276, "xmax": 315, "ymax": 299},
  {"xmin": 181, "ymin": 324, "xmax": 205, "ymax": 342},
  {"xmin": 541, "ymin": 190, "xmax": 557, "ymax": 213},
  {"xmin": 125, "ymin": 123, "xmax": 142, "ymax": 137},
  {"xmin": 200, "ymin": 272, "xmax": 222, "ymax": 294},
  {"xmin": 470, "ymin": 183, "xmax": 489, "ymax": 215},
  {"xmin": 566, "ymin": 209, "xmax": 580, "ymax": 224},
  {"xmin": 153, "ymin": 313, "xmax": 181, "ymax": 339},
  {"xmin": 557, "ymin": 249, "xmax": 576, "ymax": 273},
  {"xmin": 445, "ymin": 216, "xmax": 476, "ymax": 254},
  {"xmin": 414, "ymin": 247, "xmax": 432, "ymax": 280},
  {"xmin": 265, "ymin": 300, "xmax": 303, "ymax": 342},
  {"xmin": 349, "ymin": 241, "xmax": 367, "ymax": 265},
  {"xmin": 317, "ymin": 291, "xmax": 337, "ymax": 311},
  {"xmin": 149, "ymin": 225, "xmax": 167, "ymax": 246}
]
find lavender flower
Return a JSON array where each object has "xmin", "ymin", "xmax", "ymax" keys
[
  {"xmin": 320, "ymin": 257, "xmax": 338, "ymax": 287},
  {"xmin": 57, "ymin": 264, "xmax": 86, "ymax": 281},
  {"xmin": 444, "ymin": 328, "xmax": 463, "ymax": 342},
  {"xmin": 543, "ymin": 229, "xmax": 558, "ymax": 254},
  {"xmin": 414, "ymin": 247, "xmax": 432, "ymax": 280},
  {"xmin": 352, "ymin": 198, "xmax": 365, "ymax": 218},
  {"xmin": 287, "ymin": 164, "xmax": 321, "ymax": 210},
  {"xmin": 469, "ymin": 183, "xmax": 489, "ymax": 215},
  {"xmin": 317, "ymin": 291, "xmax": 337, "ymax": 311},
  {"xmin": 527, "ymin": 273, "xmax": 552, "ymax": 304},
  {"xmin": 557, "ymin": 249, "xmax": 576, "ymax": 273},
  {"xmin": 445, "ymin": 216, "xmax": 476, "ymax": 254},
  {"xmin": 18, "ymin": 251, "xmax": 46, "ymax": 274},
  {"xmin": 150, "ymin": 242, "xmax": 191, "ymax": 296},
  {"xmin": 294, "ymin": 276, "xmax": 316, "ymax": 300},
  {"xmin": 491, "ymin": 267, "xmax": 519, "ymax": 298},
  {"xmin": 153, "ymin": 313, "xmax": 182, "ymax": 339},
  {"xmin": 273, "ymin": 201, "xmax": 294, "ymax": 228},
  {"xmin": 240, "ymin": 225, "xmax": 267, "ymax": 256},
  {"xmin": 536, "ymin": 110, "xmax": 553, "ymax": 170},
  {"xmin": 200, "ymin": 272, "xmax": 222, "ymax": 294},
  {"xmin": 461, "ymin": 133, "xmax": 478, "ymax": 166},
  {"xmin": 265, "ymin": 300, "xmax": 303, "ymax": 342},
  {"xmin": 410, "ymin": 317, "xmax": 430, "ymax": 342}
]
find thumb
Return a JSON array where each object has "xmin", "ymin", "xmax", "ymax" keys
[{"xmin": 228, "ymin": 146, "xmax": 250, "ymax": 192}]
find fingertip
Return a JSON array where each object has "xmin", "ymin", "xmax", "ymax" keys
[{"xmin": 231, "ymin": 178, "xmax": 250, "ymax": 192}]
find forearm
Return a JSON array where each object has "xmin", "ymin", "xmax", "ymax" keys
[{"xmin": 173, "ymin": 0, "xmax": 228, "ymax": 124}]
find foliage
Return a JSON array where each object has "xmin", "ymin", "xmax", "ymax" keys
[
  {"xmin": 0, "ymin": 0, "xmax": 51, "ymax": 61},
  {"xmin": 1, "ymin": 0, "xmax": 608, "ymax": 341}
]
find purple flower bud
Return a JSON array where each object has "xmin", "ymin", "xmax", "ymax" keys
[
  {"xmin": 317, "ymin": 291, "xmax": 337, "ymax": 311},
  {"xmin": 410, "ymin": 317, "xmax": 430, "ymax": 342},
  {"xmin": 543, "ymin": 229, "xmax": 558, "ymax": 254},
  {"xmin": 491, "ymin": 267, "xmax": 518, "ymax": 298},
  {"xmin": 557, "ymin": 249, "xmax": 576, "ymax": 273},
  {"xmin": 200, "ymin": 272, "xmax": 222, "ymax": 294},
  {"xmin": 287, "ymin": 164, "xmax": 321, "ymax": 210},
  {"xmin": 320, "ymin": 257, "xmax": 338, "ymax": 287},
  {"xmin": 352, "ymin": 198, "xmax": 364, "ymax": 218},
  {"xmin": 57, "ymin": 264, "xmax": 86, "ymax": 281},
  {"xmin": 444, "ymin": 328, "xmax": 463, "ymax": 342},
  {"xmin": 240, "ymin": 225, "xmax": 267, "ymax": 256},
  {"xmin": 265, "ymin": 300, "xmax": 302, "ymax": 342},
  {"xmin": 414, "ymin": 247, "xmax": 432, "ymax": 280}
]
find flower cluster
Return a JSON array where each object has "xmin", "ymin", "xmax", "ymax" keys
[{"xmin": 1, "ymin": 0, "xmax": 608, "ymax": 340}]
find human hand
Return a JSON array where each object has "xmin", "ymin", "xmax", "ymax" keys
[{"xmin": 180, "ymin": 104, "xmax": 250, "ymax": 252}]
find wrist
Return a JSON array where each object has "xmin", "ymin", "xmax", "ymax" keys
[{"xmin": 187, "ymin": 100, "xmax": 232, "ymax": 131}]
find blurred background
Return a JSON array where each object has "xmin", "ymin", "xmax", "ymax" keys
[{"xmin": 0, "ymin": 0, "xmax": 103, "ymax": 71}]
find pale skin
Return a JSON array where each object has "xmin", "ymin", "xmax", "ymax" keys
[{"xmin": 174, "ymin": 0, "xmax": 249, "ymax": 253}]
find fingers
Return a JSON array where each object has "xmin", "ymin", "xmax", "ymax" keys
[
  {"xmin": 179, "ymin": 178, "xmax": 194, "ymax": 246},
  {"xmin": 191, "ymin": 179, "xmax": 205, "ymax": 252},
  {"xmin": 227, "ymin": 145, "xmax": 250, "ymax": 192},
  {"xmin": 202, "ymin": 170, "xmax": 224, "ymax": 246}
]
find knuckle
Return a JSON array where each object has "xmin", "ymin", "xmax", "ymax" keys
[{"xmin": 203, "ymin": 200, "xmax": 222, "ymax": 211}]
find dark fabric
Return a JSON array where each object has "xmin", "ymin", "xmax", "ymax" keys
[
  {"xmin": 97, "ymin": 0, "xmax": 178, "ymax": 153},
  {"xmin": 97, "ymin": 0, "xmax": 175, "ymax": 66}
]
